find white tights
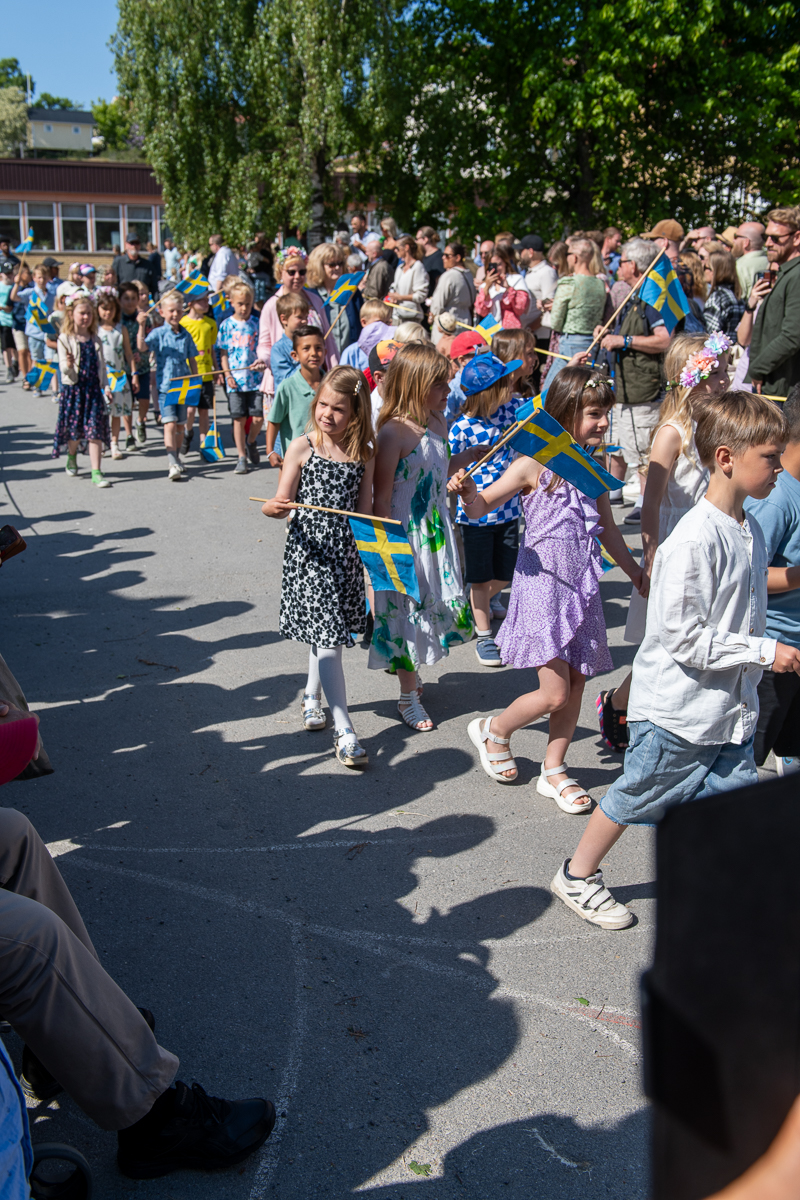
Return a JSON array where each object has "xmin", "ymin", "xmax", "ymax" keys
[{"xmin": 306, "ymin": 645, "xmax": 352, "ymax": 732}]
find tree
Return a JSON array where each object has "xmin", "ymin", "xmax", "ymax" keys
[
  {"xmin": 380, "ymin": 0, "xmax": 800, "ymax": 240},
  {"xmin": 114, "ymin": 0, "xmax": 401, "ymax": 247},
  {"xmin": 0, "ymin": 88, "xmax": 28, "ymax": 156},
  {"xmin": 91, "ymin": 97, "xmax": 133, "ymax": 151},
  {"xmin": 0, "ymin": 59, "xmax": 29, "ymax": 94},
  {"xmin": 37, "ymin": 93, "xmax": 76, "ymax": 110}
]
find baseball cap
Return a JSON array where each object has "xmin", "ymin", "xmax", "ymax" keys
[
  {"xmin": 0, "ymin": 260, "xmax": 14, "ymax": 275},
  {"xmin": 641, "ymin": 219, "xmax": 684, "ymax": 242},
  {"xmin": 125, "ymin": 234, "xmax": 141, "ymax": 244},
  {"xmin": 449, "ymin": 330, "xmax": 488, "ymax": 360},
  {"xmin": 520, "ymin": 234, "xmax": 544, "ymax": 252},
  {"xmin": 42, "ymin": 256, "xmax": 62, "ymax": 267},
  {"xmin": 368, "ymin": 338, "xmax": 402, "ymax": 376},
  {"xmin": 79, "ymin": 263, "xmax": 96, "ymax": 275},
  {"xmin": 461, "ymin": 353, "xmax": 523, "ymax": 396}
]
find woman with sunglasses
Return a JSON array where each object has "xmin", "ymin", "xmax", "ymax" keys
[{"xmin": 256, "ymin": 247, "xmax": 338, "ymax": 414}]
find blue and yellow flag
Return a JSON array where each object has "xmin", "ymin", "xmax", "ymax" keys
[
  {"xmin": 175, "ymin": 272, "xmax": 210, "ymax": 296},
  {"xmin": 107, "ymin": 368, "xmax": 128, "ymax": 393},
  {"xmin": 476, "ymin": 313, "xmax": 502, "ymax": 343},
  {"xmin": 25, "ymin": 362, "xmax": 56, "ymax": 389},
  {"xmin": 210, "ymin": 291, "xmax": 227, "ymax": 317},
  {"xmin": 15, "ymin": 229, "xmax": 34, "ymax": 254},
  {"xmin": 509, "ymin": 403, "xmax": 619, "ymax": 499},
  {"xmin": 329, "ymin": 272, "xmax": 365, "ymax": 305},
  {"xmin": 166, "ymin": 376, "xmax": 202, "ymax": 404},
  {"xmin": 639, "ymin": 251, "xmax": 690, "ymax": 333},
  {"xmin": 348, "ymin": 516, "xmax": 420, "ymax": 602}
]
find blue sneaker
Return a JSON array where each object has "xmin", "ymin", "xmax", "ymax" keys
[
  {"xmin": 475, "ymin": 636, "xmax": 503, "ymax": 667},
  {"xmin": 776, "ymin": 755, "xmax": 800, "ymax": 777}
]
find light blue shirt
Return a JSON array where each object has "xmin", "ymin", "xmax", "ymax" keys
[
  {"xmin": 270, "ymin": 335, "xmax": 298, "ymax": 389},
  {"xmin": 445, "ymin": 368, "xmax": 466, "ymax": 426},
  {"xmin": 17, "ymin": 284, "xmax": 53, "ymax": 338},
  {"xmin": 746, "ymin": 469, "xmax": 800, "ymax": 647},
  {"xmin": 145, "ymin": 324, "xmax": 198, "ymax": 395},
  {"xmin": 341, "ymin": 342, "xmax": 367, "ymax": 371}
]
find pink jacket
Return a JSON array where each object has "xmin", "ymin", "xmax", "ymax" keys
[
  {"xmin": 474, "ymin": 284, "xmax": 530, "ymax": 329},
  {"xmin": 256, "ymin": 287, "xmax": 339, "ymax": 396}
]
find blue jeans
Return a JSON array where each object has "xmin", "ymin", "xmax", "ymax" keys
[
  {"xmin": 542, "ymin": 333, "xmax": 593, "ymax": 394},
  {"xmin": 600, "ymin": 720, "xmax": 758, "ymax": 826}
]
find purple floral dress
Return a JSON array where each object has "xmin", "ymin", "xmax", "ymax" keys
[
  {"xmin": 495, "ymin": 469, "xmax": 613, "ymax": 676},
  {"xmin": 52, "ymin": 338, "xmax": 111, "ymax": 459}
]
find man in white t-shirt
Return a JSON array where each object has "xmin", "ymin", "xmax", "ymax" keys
[{"xmin": 208, "ymin": 235, "xmax": 240, "ymax": 291}]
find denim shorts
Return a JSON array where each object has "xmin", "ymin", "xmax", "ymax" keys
[
  {"xmin": 600, "ymin": 720, "xmax": 758, "ymax": 827},
  {"xmin": 159, "ymin": 398, "xmax": 186, "ymax": 425}
]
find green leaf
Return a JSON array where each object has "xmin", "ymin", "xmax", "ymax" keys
[
  {"xmin": 575, "ymin": 997, "xmax": 590, "ymax": 1006},
  {"xmin": 408, "ymin": 1161, "xmax": 432, "ymax": 1176}
]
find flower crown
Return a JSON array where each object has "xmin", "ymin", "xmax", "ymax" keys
[
  {"xmin": 678, "ymin": 332, "xmax": 732, "ymax": 390},
  {"xmin": 64, "ymin": 289, "xmax": 94, "ymax": 308},
  {"xmin": 276, "ymin": 246, "xmax": 308, "ymax": 269},
  {"xmin": 584, "ymin": 375, "xmax": 604, "ymax": 391},
  {"xmin": 95, "ymin": 286, "xmax": 118, "ymax": 300}
]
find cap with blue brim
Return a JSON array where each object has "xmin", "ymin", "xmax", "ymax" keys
[{"xmin": 461, "ymin": 353, "xmax": 523, "ymax": 396}]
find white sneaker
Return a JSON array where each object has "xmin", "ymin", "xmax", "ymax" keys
[
  {"xmin": 177, "ymin": 456, "xmax": 188, "ymax": 475},
  {"xmin": 550, "ymin": 859, "xmax": 633, "ymax": 929},
  {"xmin": 111, "ymin": 441, "xmax": 123, "ymax": 460},
  {"xmin": 168, "ymin": 463, "xmax": 182, "ymax": 482},
  {"xmin": 776, "ymin": 755, "xmax": 800, "ymax": 777}
]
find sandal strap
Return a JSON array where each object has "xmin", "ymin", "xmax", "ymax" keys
[
  {"xmin": 555, "ymin": 777, "xmax": 589, "ymax": 800},
  {"xmin": 485, "ymin": 749, "xmax": 514, "ymax": 763},
  {"xmin": 543, "ymin": 763, "xmax": 567, "ymax": 777},
  {"xmin": 481, "ymin": 718, "xmax": 509, "ymax": 746},
  {"xmin": 398, "ymin": 693, "xmax": 431, "ymax": 727}
]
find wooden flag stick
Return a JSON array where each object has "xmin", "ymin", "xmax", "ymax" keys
[
  {"xmin": 461, "ymin": 399, "xmax": 542, "ymax": 480},
  {"xmin": 585, "ymin": 256, "xmax": 666, "ymax": 356},
  {"xmin": 168, "ymin": 370, "xmax": 226, "ymax": 383},
  {"xmin": 249, "ymin": 498, "xmax": 403, "ymax": 525},
  {"xmin": 325, "ymin": 288, "xmax": 359, "ymax": 339}
]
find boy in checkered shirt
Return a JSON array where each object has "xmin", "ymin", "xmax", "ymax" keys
[{"xmin": 448, "ymin": 352, "xmax": 525, "ymax": 666}]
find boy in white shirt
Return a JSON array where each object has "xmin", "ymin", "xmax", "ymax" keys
[{"xmin": 552, "ymin": 391, "xmax": 800, "ymax": 929}]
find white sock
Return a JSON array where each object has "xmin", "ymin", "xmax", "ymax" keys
[
  {"xmin": 609, "ymin": 488, "xmax": 622, "ymax": 499},
  {"xmin": 475, "ymin": 627, "xmax": 491, "ymax": 637}
]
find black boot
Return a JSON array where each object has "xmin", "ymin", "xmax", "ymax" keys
[{"xmin": 117, "ymin": 1080, "xmax": 275, "ymax": 1178}]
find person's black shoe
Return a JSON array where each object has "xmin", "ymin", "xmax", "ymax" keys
[
  {"xmin": 117, "ymin": 1080, "xmax": 275, "ymax": 1179},
  {"xmin": 21, "ymin": 1007, "xmax": 156, "ymax": 1103},
  {"xmin": 596, "ymin": 689, "xmax": 629, "ymax": 752},
  {"xmin": 181, "ymin": 428, "xmax": 194, "ymax": 456},
  {"xmin": 247, "ymin": 439, "xmax": 260, "ymax": 466}
]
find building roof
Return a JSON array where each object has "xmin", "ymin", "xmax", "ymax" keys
[
  {"xmin": 0, "ymin": 158, "xmax": 162, "ymax": 198},
  {"xmin": 28, "ymin": 108, "xmax": 94, "ymax": 125}
]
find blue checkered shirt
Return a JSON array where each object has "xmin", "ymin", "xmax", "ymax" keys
[{"xmin": 449, "ymin": 396, "xmax": 526, "ymax": 525}]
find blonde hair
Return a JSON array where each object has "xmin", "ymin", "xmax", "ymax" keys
[
  {"xmin": 61, "ymin": 296, "xmax": 98, "ymax": 336},
  {"xmin": 462, "ymin": 378, "xmax": 511, "ymax": 419},
  {"xmin": 378, "ymin": 342, "xmax": 449, "ymax": 431},
  {"xmin": 133, "ymin": 280, "xmax": 149, "ymax": 298},
  {"xmin": 653, "ymin": 334, "xmax": 709, "ymax": 460},
  {"xmin": 306, "ymin": 242, "xmax": 347, "ymax": 288},
  {"xmin": 695, "ymin": 391, "xmax": 788, "ymax": 468},
  {"xmin": 361, "ymin": 298, "xmax": 392, "ymax": 323},
  {"xmin": 160, "ymin": 291, "xmax": 184, "ymax": 312},
  {"xmin": 380, "ymin": 216, "xmax": 398, "ymax": 240},
  {"xmin": 394, "ymin": 321, "xmax": 429, "ymax": 344},
  {"xmin": 307, "ymin": 365, "xmax": 374, "ymax": 463},
  {"xmin": 229, "ymin": 279, "xmax": 254, "ymax": 300}
]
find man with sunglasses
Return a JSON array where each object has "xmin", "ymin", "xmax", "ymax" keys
[{"xmin": 748, "ymin": 207, "xmax": 800, "ymax": 399}]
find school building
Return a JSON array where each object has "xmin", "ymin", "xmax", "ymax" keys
[{"xmin": 0, "ymin": 158, "xmax": 167, "ymax": 268}]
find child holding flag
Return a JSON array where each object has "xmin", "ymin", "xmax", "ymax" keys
[
  {"xmin": 448, "ymin": 367, "xmax": 642, "ymax": 797},
  {"xmin": 53, "ymin": 294, "xmax": 113, "ymax": 487},
  {"xmin": 96, "ymin": 288, "xmax": 136, "ymax": 459},
  {"xmin": 180, "ymin": 290, "xmax": 219, "ymax": 457},
  {"xmin": 137, "ymin": 293, "xmax": 198, "ymax": 481},
  {"xmin": 261, "ymin": 366, "xmax": 374, "ymax": 768},
  {"xmin": 369, "ymin": 342, "xmax": 476, "ymax": 731},
  {"xmin": 217, "ymin": 280, "xmax": 267, "ymax": 474}
]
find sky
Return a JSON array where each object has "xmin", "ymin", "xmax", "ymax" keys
[{"xmin": 6, "ymin": 0, "xmax": 119, "ymax": 111}]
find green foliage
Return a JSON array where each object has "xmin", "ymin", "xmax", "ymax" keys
[
  {"xmin": 0, "ymin": 58, "xmax": 29, "ymax": 93},
  {"xmin": 37, "ymin": 93, "xmax": 76, "ymax": 110},
  {"xmin": 114, "ymin": 0, "xmax": 401, "ymax": 248},
  {"xmin": 91, "ymin": 97, "xmax": 133, "ymax": 151},
  {"xmin": 380, "ymin": 0, "xmax": 800, "ymax": 240},
  {"xmin": 0, "ymin": 88, "xmax": 28, "ymax": 155}
]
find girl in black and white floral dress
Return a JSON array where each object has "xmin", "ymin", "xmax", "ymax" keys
[{"xmin": 261, "ymin": 366, "xmax": 375, "ymax": 768}]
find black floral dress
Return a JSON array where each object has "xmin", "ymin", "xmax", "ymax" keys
[
  {"xmin": 279, "ymin": 438, "xmax": 367, "ymax": 648},
  {"xmin": 52, "ymin": 338, "xmax": 111, "ymax": 458}
]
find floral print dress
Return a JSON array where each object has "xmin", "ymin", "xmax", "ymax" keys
[
  {"xmin": 279, "ymin": 438, "xmax": 366, "ymax": 648},
  {"xmin": 52, "ymin": 338, "xmax": 111, "ymax": 458},
  {"xmin": 369, "ymin": 430, "xmax": 473, "ymax": 673}
]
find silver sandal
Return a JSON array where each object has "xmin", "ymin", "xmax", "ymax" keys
[
  {"xmin": 333, "ymin": 727, "xmax": 368, "ymax": 768},
  {"xmin": 536, "ymin": 763, "xmax": 591, "ymax": 813},
  {"xmin": 467, "ymin": 715, "xmax": 518, "ymax": 783},
  {"xmin": 301, "ymin": 692, "xmax": 326, "ymax": 731},
  {"xmin": 398, "ymin": 691, "xmax": 433, "ymax": 731}
]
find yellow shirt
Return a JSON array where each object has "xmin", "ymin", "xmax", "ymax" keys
[{"xmin": 180, "ymin": 314, "xmax": 217, "ymax": 381}]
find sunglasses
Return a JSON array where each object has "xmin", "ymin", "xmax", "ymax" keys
[
  {"xmin": 286, "ymin": 268, "xmax": 307, "ymax": 276},
  {"xmin": 765, "ymin": 232, "xmax": 792, "ymax": 243}
]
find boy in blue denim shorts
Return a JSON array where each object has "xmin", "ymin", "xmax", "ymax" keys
[
  {"xmin": 551, "ymin": 391, "xmax": 800, "ymax": 929},
  {"xmin": 138, "ymin": 293, "xmax": 197, "ymax": 482}
]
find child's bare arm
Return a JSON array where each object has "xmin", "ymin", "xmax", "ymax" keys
[
  {"xmin": 373, "ymin": 424, "xmax": 405, "ymax": 518},
  {"xmin": 597, "ymin": 492, "xmax": 644, "ymax": 592},
  {"xmin": 768, "ymin": 565, "xmax": 800, "ymax": 594},
  {"xmin": 121, "ymin": 326, "xmax": 135, "ymax": 369},
  {"xmin": 447, "ymin": 455, "xmax": 536, "ymax": 518},
  {"xmin": 136, "ymin": 312, "xmax": 148, "ymax": 351},
  {"xmin": 265, "ymin": 421, "xmax": 282, "ymax": 465},
  {"xmin": 261, "ymin": 438, "xmax": 308, "ymax": 516},
  {"xmin": 356, "ymin": 459, "xmax": 375, "ymax": 516}
]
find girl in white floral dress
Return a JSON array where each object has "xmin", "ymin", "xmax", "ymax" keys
[{"xmin": 370, "ymin": 342, "xmax": 476, "ymax": 731}]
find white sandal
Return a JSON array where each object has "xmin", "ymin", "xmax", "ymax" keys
[
  {"xmin": 398, "ymin": 691, "xmax": 433, "ymax": 731},
  {"xmin": 537, "ymin": 763, "xmax": 591, "ymax": 813},
  {"xmin": 333, "ymin": 727, "xmax": 368, "ymax": 768},
  {"xmin": 468, "ymin": 716, "xmax": 518, "ymax": 783},
  {"xmin": 301, "ymin": 693, "xmax": 326, "ymax": 731}
]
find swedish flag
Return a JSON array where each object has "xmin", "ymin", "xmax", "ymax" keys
[
  {"xmin": 25, "ymin": 362, "xmax": 56, "ymax": 389},
  {"xmin": 166, "ymin": 376, "xmax": 202, "ymax": 404},
  {"xmin": 509, "ymin": 403, "xmax": 619, "ymax": 499},
  {"xmin": 107, "ymin": 368, "xmax": 128, "ymax": 393},
  {"xmin": 348, "ymin": 516, "xmax": 420, "ymax": 602},
  {"xmin": 639, "ymin": 251, "xmax": 690, "ymax": 333},
  {"xmin": 329, "ymin": 272, "xmax": 365, "ymax": 305},
  {"xmin": 175, "ymin": 272, "xmax": 210, "ymax": 296},
  {"xmin": 210, "ymin": 291, "xmax": 227, "ymax": 317},
  {"xmin": 27, "ymin": 301, "xmax": 57, "ymax": 337},
  {"xmin": 15, "ymin": 229, "xmax": 34, "ymax": 254},
  {"xmin": 476, "ymin": 313, "xmax": 502, "ymax": 343}
]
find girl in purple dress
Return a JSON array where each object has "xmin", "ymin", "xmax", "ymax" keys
[{"xmin": 449, "ymin": 367, "xmax": 643, "ymax": 810}]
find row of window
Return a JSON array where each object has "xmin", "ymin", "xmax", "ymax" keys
[{"xmin": 0, "ymin": 202, "xmax": 171, "ymax": 254}]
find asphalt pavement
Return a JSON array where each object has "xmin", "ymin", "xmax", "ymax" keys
[{"xmin": 1, "ymin": 374, "xmax": 656, "ymax": 1198}]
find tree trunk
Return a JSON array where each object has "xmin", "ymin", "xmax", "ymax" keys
[{"xmin": 307, "ymin": 148, "xmax": 327, "ymax": 250}]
